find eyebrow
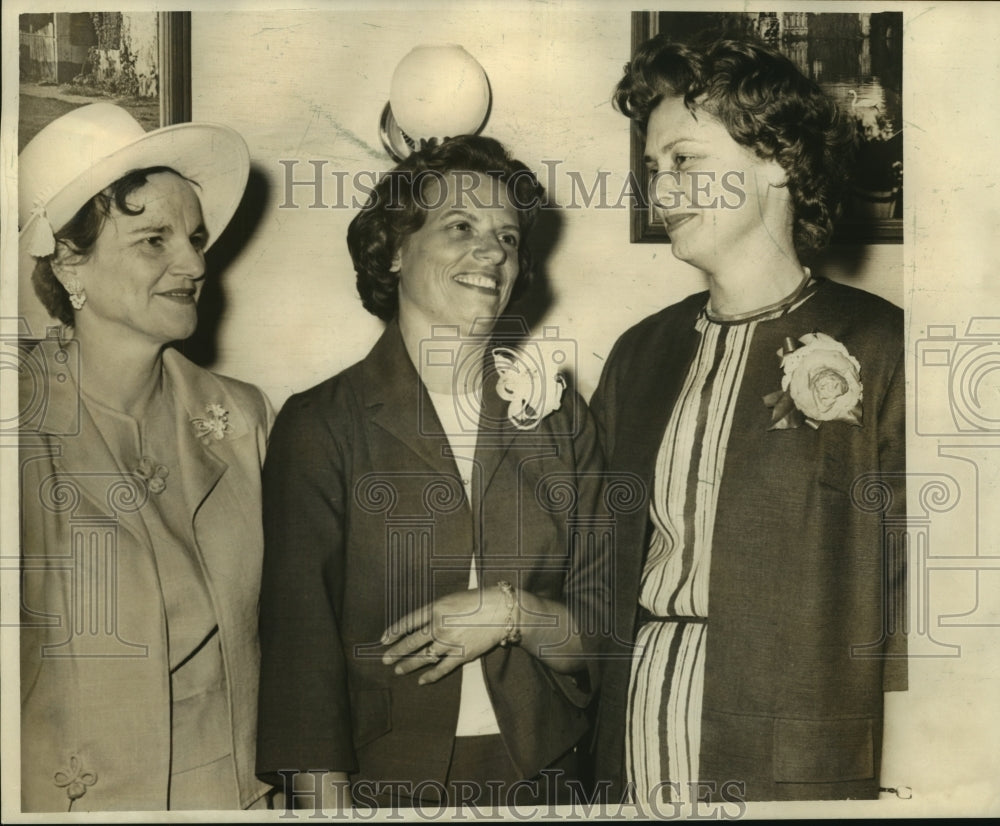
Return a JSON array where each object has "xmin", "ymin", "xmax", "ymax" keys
[
  {"xmin": 127, "ymin": 224, "xmax": 172, "ymax": 236},
  {"xmin": 643, "ymin": 136, "xmax": 708, "ymax": 164},
  {"xmin": 126, "ymin": 223, "xmax": 208, "ymax": 237},
  {"xmin": 439, "ymin": 208, "xmax": 520, "ymax": 232}
]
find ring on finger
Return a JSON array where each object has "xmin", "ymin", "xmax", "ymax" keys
[{"xmin": 424, "ymin": 647, "xmax": 442, "ymax": 663}]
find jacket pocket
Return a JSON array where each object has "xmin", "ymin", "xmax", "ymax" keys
[
  {"xmin": 773, "ymin": 717, "xmax": 875, "ymax": 783},
  {"xmin": 349, "ymin": 688, "xmax": 392, "ymax": 750},
  {"xmin": 816, "ymin": 441, "xmax": 853, "ymax": 496}
]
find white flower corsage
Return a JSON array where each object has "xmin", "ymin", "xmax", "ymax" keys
[
  {"xmin": 763, "ymin": 332, "xmax": 863, "ymax": 430},
  {"xmin": 191, "ymin": 402, "xmax": 232, "ymax": 445},
  {"xmin": 493, "ymin": 346, "xmax": 566, "ymax": 430}
]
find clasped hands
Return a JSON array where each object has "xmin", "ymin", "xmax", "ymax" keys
[{"xmin": 380, "ymin": 588, "xmax": 511, "ymax": 685}]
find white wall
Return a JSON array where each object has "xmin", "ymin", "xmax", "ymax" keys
[{"xmin": 190, "ymin": 7, "xmax": 901, "ymax": 409}]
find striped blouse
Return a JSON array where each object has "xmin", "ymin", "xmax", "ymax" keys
[{"xmin": 625, "ymin": 284, "xmax": 817, "ymax": 806}]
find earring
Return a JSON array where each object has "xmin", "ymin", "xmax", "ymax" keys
[{"xmin": 65, "ymin": 278, "xmax": 86, "ymax": 311}]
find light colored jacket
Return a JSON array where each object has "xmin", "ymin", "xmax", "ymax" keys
[{"xmin": 19, "ymin": 341, "xmax": 274, "ymax": 812}]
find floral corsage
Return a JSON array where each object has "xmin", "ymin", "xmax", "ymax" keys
[
  {"xmin": 191, "ymin": 403, "xmax": 233, "ymax": 445},
  {"xmin": 763, "ymin": 332, "xmax": 863, "ymax": 430},
  {"xmin": 493, "ymin": 346, "xmax": 566, "ymax": 430}
]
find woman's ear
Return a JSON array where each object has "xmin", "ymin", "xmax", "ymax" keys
[
  {"xmin": 49, "ymin": 242, "xmax": 88, "ymax": 291},
  {"xmin": 49, "ymin": 242, "xmax": 76, "ymax": 284},
  {"xmin": 764, "ymin": 159, "xmax": 788, "ymax": 189},
  {"xmin": 390, "ymin": 248, "xmax": 402, "ymax": 274}
]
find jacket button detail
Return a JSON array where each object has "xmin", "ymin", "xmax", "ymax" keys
[{"xmin": 53, "ymin": 755, "xmax": 97, "ymax": 801}]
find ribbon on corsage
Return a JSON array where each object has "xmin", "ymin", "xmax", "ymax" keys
[
  {"xmin": 763, "ymin": 332, "xmax": 863, "ymax": 430},
  {"xmin": 191, "ymin": 403, "xmax": 232, "ymax": 445},
  {"xmin": 493, "ymin": 346, "xmax": 566, "ymax": 430}
]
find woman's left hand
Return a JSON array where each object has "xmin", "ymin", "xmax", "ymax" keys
[{"xmin": 380, "ymin": 589, "xmax": 509, "ymax": 685}]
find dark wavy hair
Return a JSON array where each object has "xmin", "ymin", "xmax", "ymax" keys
[
  {"xmin": 613, "ymin": 35, "xmax": 855, "ymax": 254},
  {"xmin": 33, "ymin": 166, "xmax": 191, "ymax": 326},
  {"xmin": 347, "ymin": 135, "xmax": 544, "ymax": 322}
]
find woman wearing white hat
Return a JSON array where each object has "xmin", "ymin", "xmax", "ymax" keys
[{"xmin": 18, "ymin": 103, "xmax": 275, "ymax": 811}]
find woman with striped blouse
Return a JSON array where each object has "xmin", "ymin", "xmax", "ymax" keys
[{"xmin": 589, "ymin": 36, "xmax": 906, "ymax": 806}]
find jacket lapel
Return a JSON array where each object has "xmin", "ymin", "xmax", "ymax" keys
[
  {"xmin": 359, "ymin": 325, "xmax": 520, "ymax": 504},
  {"xmin": 162, "ymin": 349, "xmax": 233, "ymax": 521},
  {"xmin": 360, "ymin": 322, "xmax": 476, "ymax": 579},
  {"xmin": 471, "ymin": 350, "xmax": 518, "ymax": 499},
  {"xmin": 616, "ymin": 296, "xmax": 705, "ymax": 486},
  {"xmin": 609, "ymin": 297, "xmax": 705, "ymax": 634},
  {"xmin": 24, "ymin": 343, "xmax": 241, "ymax": 540},
  {"xmin": 362, "ymin": 321, "xmax": 458, "ymax": 475}
]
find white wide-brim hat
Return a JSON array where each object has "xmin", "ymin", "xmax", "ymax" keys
[{"xmin": 18, "ymin": 102, "xmax": 250, "ymax": 332}]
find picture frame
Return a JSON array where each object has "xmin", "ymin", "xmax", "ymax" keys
[
  {"xmin": 628, "ymin": 10, "xmax": 903, "ymax": 245},
  {"xmin": 17, "ymin": 10, "xmax": 190, "ymax": 152}
]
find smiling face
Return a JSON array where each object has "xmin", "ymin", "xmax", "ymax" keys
[
  {"xmin": 56, "ymin": 171, "xmax": 208, "ymax": 349},
  {"xmin": 392, "ymin": 171, "xmax": 522, "ymax": 337},
  {"xmin": 644, "ymin": 95, "xmax": 793, "ymax": 272}
]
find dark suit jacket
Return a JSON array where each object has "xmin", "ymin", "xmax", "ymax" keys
[
  {"xmin": 256, "ymin": 320, "xmax": 608, "ymax": 791},
  {"xmin": 588, "ymin": 278, "xmax": 906, "ymax": 802}
]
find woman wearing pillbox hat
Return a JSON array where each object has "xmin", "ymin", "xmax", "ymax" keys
[{"xmin": 17, "ymin": 103, "xmax": 276, "ymax": 811}]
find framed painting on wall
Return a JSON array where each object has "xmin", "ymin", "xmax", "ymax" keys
[
  {"xmin": 18, "ymin": 10, "xmax": 190, "ymax": 151},
  {"xmin": 628, "ymin": 10, "xmax": 903, "ymax": 245}
]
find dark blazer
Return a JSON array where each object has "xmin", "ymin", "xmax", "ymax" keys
[
  {"xmin": 19, "ymin": 342, "xmax": 274, "ymax": 812},
  {"xmin": 256, "ymin": 320, "xmax": 608, "ymax": 792},
  {"xmin": 589, "ymin": 278, "xmax": 906, "ymax": 802}
]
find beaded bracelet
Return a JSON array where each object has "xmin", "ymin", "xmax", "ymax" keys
[{"xmin": 497, "ymin": 580, "xmax": 522, "ymax": 647}]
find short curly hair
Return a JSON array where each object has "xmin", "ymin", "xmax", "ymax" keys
[
  {"xmin": 614, "ymin": 35, "xmax": 855, "ymax": 254},
  {"xmin": 32, "ymin": 166, "xmax": 192, "ymax": 326},
  {"xmin": 347, "ymin": 135, "xmax": 544, "ymax": 322}
]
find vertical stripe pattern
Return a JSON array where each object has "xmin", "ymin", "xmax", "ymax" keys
[{"xmin": 625, "ymin": 312, "xmax": 758, "ymax": 806}]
